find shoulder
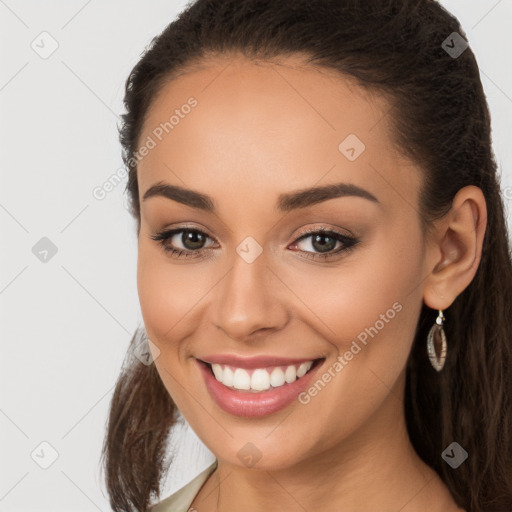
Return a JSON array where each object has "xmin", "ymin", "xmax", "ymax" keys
[{"xmin": 150, "ymin": 460, "xmax": 218, "ymax": 512}]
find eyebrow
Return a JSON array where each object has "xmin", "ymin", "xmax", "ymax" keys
[{"xmin": 142, "ymin": 181, "xmax": 380, "ymax": 213}]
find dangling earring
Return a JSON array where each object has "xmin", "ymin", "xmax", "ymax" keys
[{"xmin": 427, "ymin": 309, "xmax": 447, "ymax": 372}]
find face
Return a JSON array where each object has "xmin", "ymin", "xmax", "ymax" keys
[{"xmin": 136, "ymin": 54, "xmax": 428, "ymax": 469}]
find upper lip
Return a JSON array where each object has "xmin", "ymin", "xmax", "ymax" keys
[{"xmin": 198, "ymin": 354, "xmax": 323, "ymax": 369}]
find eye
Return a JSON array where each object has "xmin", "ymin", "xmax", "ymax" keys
[
  {"xmin": 150, "ymin": 227, "xmax": 216, "ymax": 259},
  {"xmin": 150, "ymin": 226, "xmax": 360, "ymax": 261},
  {"xmin": 288, "ymin": 227, "xmax": 359, "ymax": 261}
]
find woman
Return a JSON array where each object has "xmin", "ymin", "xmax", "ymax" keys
[{"xmin": 101, "ymin": 1, "xmax": 512, "ymax": 511}]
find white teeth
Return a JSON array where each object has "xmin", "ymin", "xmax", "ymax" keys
[
  {"xmin": 269, "ymin": 367, "xmax": 285, "ymax": 387},
  {"xmin": 251, "ymin": 369, "xmax": 270, "ymax": 391},
  {"xmin": 233, "ymin": 368, "xmax": 251, "ymax": 390},
  {"xmin": 209, "ymin": 360, "xmax": 314, "ymax": 392},
  {"xmin": 284, "ymin": 365, "xmax": 297, "ymax": 383},
  {"xmin": 296, "ymin": 361, "xmax": 309, "ymax": 378},
  {"xmin": 211, "ymin": 363, "xmax": 223, "ymax": 381},
  {"xmin": 223, "ymin": 366, "xmax": 234, "ymax": 387}
]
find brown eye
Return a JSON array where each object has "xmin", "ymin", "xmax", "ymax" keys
[
  {"xmin": 289, "ymin": 229, "xmax": 360, "ymax": 261},
  {"xmin": 179, "ymin": 230, "xmax": 208, "ymax": 250},
  {"xmin": 150, "ymin": 228, "xmax": 215, "ymax": 258},
  {"xmin": 150, "ymin": 226, "xmax": 359, "ymax": 261}
]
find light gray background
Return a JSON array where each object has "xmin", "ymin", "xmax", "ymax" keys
[{"xmin": 1, "ymin": 1, "xmax": 511, "ymax": 510}]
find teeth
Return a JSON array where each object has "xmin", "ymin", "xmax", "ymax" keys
[
  {"xmin": 251, "ymin": 369, "xmax": 270, "ymax": 391},
  {"xmin": 284, "ymin": 365, "xmax": 296, "ymax": 383},
  {"xmin": 222, "ymin": 366, "xmax": 234, "ymax": 387},
  {"xmin": 209, "ymin": 361, "xmax": 314, "ymax": 392},
  {"xmin": 211, "ymin": 364, "xmax": 223, "ymax": 381},
  {"xmin": 233, "ymin": 368, "xmax": 251, "ymax": 390},
  {"xmin": 296, "ymin": 361, "xmax": 310, "ymax": 378},
  {"xmin": 270, "ymin": 367, "xmax": 285, "ymax": 387}
]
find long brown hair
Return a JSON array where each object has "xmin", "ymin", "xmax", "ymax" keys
[{"xmin": 100, "ymin": 1, "xmax": 512, "ymax": 510}]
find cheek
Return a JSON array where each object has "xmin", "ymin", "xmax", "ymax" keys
[
  {"xmin": 285, "ymin": 230, "xmax": 424, "ymax": 444},
  {"xmin": 296, "ymin": 225, "xmax": 424, "ymax": 374},
  {"xmin": 137, "ymin": 255, "xmax": 172, "ymax": 339},
  {"xmin": 137, "ymin": 241, "xmax": 205, "ymax": 341},
  {"xmin": 136, "ymin": 246, "xmax": 197, "ymax": 406},
  {"xmin": 137, "ymin": 246, "xmax": 187, "ymax": 382}
]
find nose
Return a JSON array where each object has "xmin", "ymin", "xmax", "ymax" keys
[{"xmin": 213, "ymin": 249, "xmax": 289, "ymax": 341}]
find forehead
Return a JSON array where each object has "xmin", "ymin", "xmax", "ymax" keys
[{"xmin": 137, "ymin": 54, "xmax": 419, "ymax": 211}]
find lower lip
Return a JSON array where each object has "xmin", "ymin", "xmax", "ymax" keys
[{"xmin": 196, "ymin": 358, "xmax": 324, "ymax": 418}]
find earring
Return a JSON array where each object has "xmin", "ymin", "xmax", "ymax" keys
[{"xmin": 427, "ymin": 309, "xmax": 447, "ymax": 372}]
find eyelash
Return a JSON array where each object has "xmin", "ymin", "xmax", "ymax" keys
[{"xmin": 150, "ymin": 225, "xmax": 360, "ymax": 262}]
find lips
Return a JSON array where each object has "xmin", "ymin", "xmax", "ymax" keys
[{"xmin": 196, "ymin": 357, "xmax": 326, "ymax": 417}]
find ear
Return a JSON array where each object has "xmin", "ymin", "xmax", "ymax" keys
[{"xmin": 422, "ymin": 185, "xmax": 487, "ymax": 310}]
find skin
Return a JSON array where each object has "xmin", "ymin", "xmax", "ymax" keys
[{"xmin": 136, "ymin": 54, "xmax": 486, "ymax": 512}]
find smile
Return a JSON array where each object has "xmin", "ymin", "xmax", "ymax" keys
[
  {"xmin": 196, "ymin": 357, "xmax": 325, "ymax": 417},
  {"xmin": 208, "ymin": 360, "xmax": 315, "ymax": 392}
]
